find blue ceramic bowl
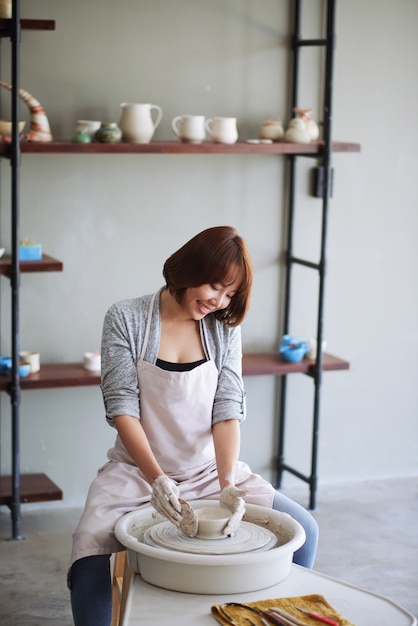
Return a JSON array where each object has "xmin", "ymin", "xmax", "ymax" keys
[
  {"xmin": 0, "ymin": 357, "xmax": 31, "ymax": 377},
  {"xmin": 18, "ymin": 363, "xmax": 31, "ymax": 377},
  {"xmin": 279, "ymin": 336, "xmax": 307, "ymax": 363},
  {"xmin": 0, "ymin": 356, "xmax": 12, "ymax": 375}
]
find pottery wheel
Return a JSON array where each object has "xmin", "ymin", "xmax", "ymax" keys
[{"xmin": 143, "ymin": 520, "xmax": 277, "ymax": 555}]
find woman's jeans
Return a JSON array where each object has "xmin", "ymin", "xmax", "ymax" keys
[
  {"xmin": 69, "ymin": 490, "xmax": 318, "ymax": 626},
  {"xmin": 69, "ymin": 554, "xmax": 112, "ymax": 626},
  {"xmin": 272, "ymin": 490, "xmax": 318, "ymax": 569}
]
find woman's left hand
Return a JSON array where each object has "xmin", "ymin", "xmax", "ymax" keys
[{"xmin": 220, "ymin": 485, "xmax": 246, "ymax": 536}]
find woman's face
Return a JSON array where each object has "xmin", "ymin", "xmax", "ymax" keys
[{"xmin": 182, "ymin": 278, "xmax": 241, "ymax": 320}]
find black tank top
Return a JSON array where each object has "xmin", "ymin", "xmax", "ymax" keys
[{"xmin": 156, "ymin": 357, "xmax": 207, "ymax": 372}]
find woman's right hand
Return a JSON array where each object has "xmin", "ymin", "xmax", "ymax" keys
[{"xmin": 151, "ymin": 475, "xmax": 182, "ymax": 524}]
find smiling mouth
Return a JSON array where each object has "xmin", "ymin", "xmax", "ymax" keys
[{"xmin": 197, "ymin": 301, "xmax": 215, "ymax": 315}]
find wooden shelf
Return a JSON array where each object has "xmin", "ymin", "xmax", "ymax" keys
[
  {"xmin": 0, "ymin": 473, "xmax": 62, "ymax": 506},
  {"xmin": 0, "ymin": 140, "xmax": 361, "ymax": 157},
  {"xmin": 242, "ymin": 352, "xmax": 349, "ymax": 376},
  {"xmin": 0, "ymin": 18, "xmax": 55, "ymax": 33},
  {"xmin": 0, "ymin": 363, "xmax": 100, "ymax": 392},
  {"xmin": 0, "ymin": 353, "xmax": 349, "ymax": 393},
  {"xmin": 20, "ymin": 19, "xmax": 55, "ymax": 30},
  {"xmin": 0, "ymin": 253, "xmax": 63, "ymax": 277}
]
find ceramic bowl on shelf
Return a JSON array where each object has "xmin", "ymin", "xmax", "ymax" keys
[
  {"xmin": 18, "ymin": 363, "xmax": 31, "ymax": 377},
  {"xmin": 279, "ymin": 334, "xmax": 307, "ymax": 363},
  {"xmin": 0, "ymin": 356, "xmax": 31, "ymax": 377},
  {"xmin": 0, "ymin": 120, "xmax": 26, "ymax": 137}
]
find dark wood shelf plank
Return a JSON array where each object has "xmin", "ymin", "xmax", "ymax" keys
[
  {"xmin": 242, "ymin": 352, "xmax": 349, "ymax": 376},
  {"xmin": 0, "ymin": 473, "xmax": 62, "ymax": 506},
  {"xmin": 0, "ymin": 353, "xmax": 349, "ymax": 393},
  {"xmin": 0, "ymin": 18, "xmax": 55, "ymax": 32},
  {"xmin": 20, "ymin": 19, "xmax": 55, "ymax": 30},
  {"xmin": 0, "ymin": 363, "xmax": 101, "ymax": 392},
  {"xmin": 0, "ymin": 140, "xmax": 361, "ymax": 157},
  {"xmin": 0, "ymin": 253, "xmax": 63, "ymax": 276}
]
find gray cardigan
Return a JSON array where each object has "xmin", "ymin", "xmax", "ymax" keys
[{"xmin": 101, "ymin": 287, "xmax": 246, "ymax": 427}]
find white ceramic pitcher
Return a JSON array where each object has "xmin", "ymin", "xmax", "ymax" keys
[{"xmin": 119, "ymin": 103, "xmax": 163, "ymax": 143}]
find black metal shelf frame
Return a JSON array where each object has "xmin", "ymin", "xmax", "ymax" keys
[
  {"xmin": 276, "ymin": 0, "xmax": 337, "ymax": 509},
  {"xmin": 5, "ymin": 0, "xmax": 23, "ymax": 540},
  {"xmin": 1, "ymin": 0, "xmax": 343, "ymax": 540},
  {"xmin": 0, "ymin": 0, "xmax": 24, "ymax": 539}
]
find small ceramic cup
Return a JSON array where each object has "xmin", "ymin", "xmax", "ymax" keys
[
  {"xmin": 83, "ymin": 351, "xmax": 101, "ymax": 372},
  {"xmin": 171, "ymin": 115, "xmax": 206, "ymax": 144},
  {"xmin": 195, "ymin": 507, "xmax": 231, "ymax": 539},
  {"xmin": 306, "ymin": 338, "xmax": 327, "ymax": 359},
  {"xmin": 0, "ymin": 1, "xmax": 12, "ymax": 19},
  {"xmin": 205, "ymin": 117, "xmax": 238, "ymax": 144},
  {"xmin": 75, "ymin": 120, "xmax": 101, "ymax": 138},
  {"xmin": 19, "ymin": 351, "xmax": 40, "ymax": 373}
]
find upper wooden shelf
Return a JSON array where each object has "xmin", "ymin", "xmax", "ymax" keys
[
  {"xmin": 0, "ymin": 18, "xmax": 55, "ymax": 34},
  {"xmin": 0, "ymin": 353, "xmax": 349, "ymax": 393},
  {"xmin": 243, "ymin": 352, "xmax": 349, "ymax": 376},
  {"xmin": 0, "ymin": 140, "xmax": 361, "ymax": 157},
  {"xmin": 0, "ymin": 253, "xmax": 63, "ymax": 277}
]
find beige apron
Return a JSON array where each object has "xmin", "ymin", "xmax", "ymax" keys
[{"xmin": 70, "ymin": 293, "xmax": 274, "ymax": 566}]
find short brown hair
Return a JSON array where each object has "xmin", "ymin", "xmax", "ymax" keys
[{"xmin": 163, "ymin": 226, "xmax": 252, "ymax": 326}]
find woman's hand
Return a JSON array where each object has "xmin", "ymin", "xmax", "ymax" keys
[
  {"xmin": 151, "ymin": 475, "xmax": 182, "ymax": 524},
  {"xmin": 220, "ymin": 485, "xmax": 246, "ymax": 536}
]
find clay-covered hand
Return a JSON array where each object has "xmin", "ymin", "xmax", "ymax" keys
[
  {"xmin": 220, "ymin": 485, "xmax": 246, "ymax": 536},
  {"xmin": 151, "ymin": 475, "xmax": 182, "ymax": 524}
]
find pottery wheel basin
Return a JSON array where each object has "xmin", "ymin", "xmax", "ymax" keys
[{"xmin": 115, "ymin": 499, "xmax": 306, "ymax": 594}]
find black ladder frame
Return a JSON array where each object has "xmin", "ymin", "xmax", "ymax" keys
[
  {"xmin": 0, "ymin": 0, "xmax": 24, "ymax": 540},
  {"xmin": 276, "ymin": 0, "xmax": 336, "ymax": 510}
]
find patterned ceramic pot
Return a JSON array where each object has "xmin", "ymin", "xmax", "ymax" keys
[{"xmin": 94, "ymin": 122, "xmax": 122, "ymax": 144}]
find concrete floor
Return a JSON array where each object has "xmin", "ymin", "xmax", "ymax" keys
[{"xmin": 0, "ymin": 477, "xmax": 417, "ymax": 625}]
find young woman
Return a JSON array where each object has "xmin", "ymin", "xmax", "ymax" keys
[{"xmin": 68, "ymin": 226, "xmax": 318, "ymax": 626}]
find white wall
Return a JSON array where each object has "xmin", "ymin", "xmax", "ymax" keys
[{"xmin": 0, "ymin": 0, "xmax": 417, "ymax": 509}]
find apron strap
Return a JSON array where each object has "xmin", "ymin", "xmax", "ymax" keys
[
  {"xmin": 139, "ymin": 292, "xmax": 157, "ymax": 361},
  {"xmin": 200, "ymin": 318, "xmax": 213, "ymax": 361}
]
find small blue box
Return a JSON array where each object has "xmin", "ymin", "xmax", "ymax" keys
[{"xmin": 19, "ymin": 243, "xmax": 42, "ymax": 261}]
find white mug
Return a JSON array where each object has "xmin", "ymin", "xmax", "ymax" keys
[
  {"xmin": 171, "ymin": 115, "xmax": 206, "ymax": 144},
  {"xmin": 205, "ymin": 117, "xmax": 238, "ymax": 144},
  {"xmin": 20, "ymin": 351, "xmax": 40, "ymax": 373}
]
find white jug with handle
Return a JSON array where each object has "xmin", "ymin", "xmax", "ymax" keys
[
  {"xmin": 205, "ymin": 117, "xmax": 238, "ymax": 144},
  {"xmin": 118, "ymin": 103, "xmax": 163, "ymax": 143}
]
